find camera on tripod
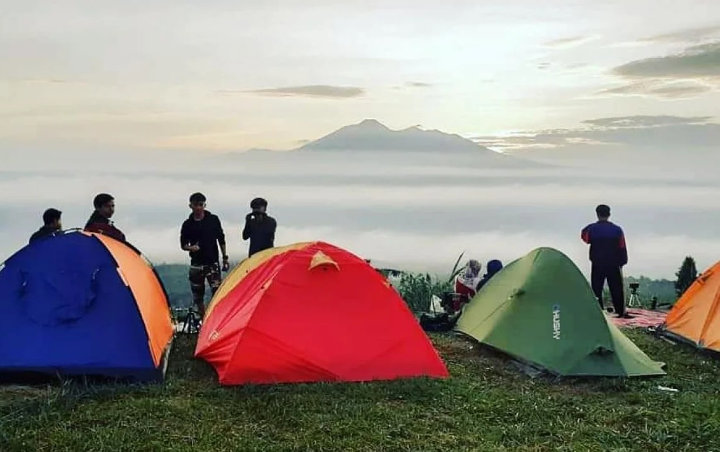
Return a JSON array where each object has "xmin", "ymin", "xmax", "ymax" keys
[{"xmin": 627, "ymin": 282, "xmax": 641, "ymax": 308}]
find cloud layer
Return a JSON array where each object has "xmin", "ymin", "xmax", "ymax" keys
[
  {"xmin": 480, "ymin": 114, "xmax": 720, "ymax": 172},
  {"xmin": 597, "ymin": 80, "xmax": 712, "ymax": 99},
  {"xmin": 603, "ymin": 35, "xmax": 720, "ymax": 99},
  {"xmin": 406, "ymin": 81, "xmax": 432, "ymax": 88},
  {"xmin": 582, "ymin": 115, "xmax": 712, "ymax": 128},
  {"xmin": 242, "ymin": 85, "xmax": 365, "ymax": 99},
  {"xmin": 3, "ymin": 150, "xmax": 720, "ymax": 279},
  {"xmin": 636, "ymin": 25, "xmax": 720, "ymax": 44},
  {"xmin": 543, "ymin": 35, "xmax": 599, "ymax": 49},
  {"xmin": 614, "ymin": 42, "xmax": 720, "ymax": 79}
]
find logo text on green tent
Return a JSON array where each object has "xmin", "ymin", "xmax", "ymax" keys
[{"xmin": 552, "ymin": 304, "xmax": 560, "ymax": 340}]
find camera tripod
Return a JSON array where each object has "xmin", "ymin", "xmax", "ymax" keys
[
  {"xmin": 181, "ymin": 306, "xmax": 202, "ymax": 334},
  {"xmin": 627, "ymin": 285, "xmax": 642, "ymax": 308}
]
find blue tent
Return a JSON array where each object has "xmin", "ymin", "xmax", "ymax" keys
[{"xmin": 0, "ymin": 232, "xmax": 173, "ymax": 382}]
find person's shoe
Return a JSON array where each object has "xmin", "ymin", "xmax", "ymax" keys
[{"xmin": 617, "ymin": 313, "xmax": 634, "ymax": 319}]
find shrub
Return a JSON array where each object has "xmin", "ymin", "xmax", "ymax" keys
[{"xmin": 397, "ymin": 272, "xmax": 452, "ymax": 312}]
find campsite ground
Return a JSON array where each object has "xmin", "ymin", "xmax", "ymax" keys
[{"xmin": 1, "ymin": 331, "xmax": 719, "ymax": 451}]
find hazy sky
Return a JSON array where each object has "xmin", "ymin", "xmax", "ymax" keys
[
  {"xmin": 2, "ymin": 1, "xmax": 720, "ymax": 280},
  {"xmin": 2, "ymin": 0, "xmax": 719, "ymax": 151}
]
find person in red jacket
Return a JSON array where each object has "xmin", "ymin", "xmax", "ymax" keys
[
  {"xmin": 581, "ymin": 204, "xmax": 630, "ymax": 318},
  {"xmin": 84, "ymin": 193, "xmax": 126, "ymax": 242},
  {"xmin": 454, "ymin": 260, "xmax": 482, "ymax": 300}
]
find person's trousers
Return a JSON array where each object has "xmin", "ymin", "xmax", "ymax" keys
[
  {"xmin": 189, "ymin": 263, "xmax": 222, "ymax": 316},
  {"xmin": 591, "ymin": 264, "xmax": 625, "ymax": 315}
]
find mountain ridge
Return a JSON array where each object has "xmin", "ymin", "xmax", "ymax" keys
[
  {"xmin": 296, "ymin": 119, "xmax": 498, "ymax": 154},
  {"xmin": 219, "ymin": 119, "xmax": 545, "ymax": 168}
]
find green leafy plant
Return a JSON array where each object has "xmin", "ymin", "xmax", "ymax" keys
[{"xmin": 396, "ymin": 253, "xmax": 463, "ymax": 312}]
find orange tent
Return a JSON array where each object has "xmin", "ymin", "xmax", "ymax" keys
[
  {"xmin": 660, "ymin": 262, "xmax": 720, "ymax": 353},
  {"xmin": 195, "ymin": 242, "xmax": 449, "ymax": 385}
]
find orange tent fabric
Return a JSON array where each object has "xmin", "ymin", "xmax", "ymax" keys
[
  {"xmin": 92, "ymin": 233, "xmax": 174, "ymax": 366},
  {"xmin": 662, "ymin": 262, "xmax": 720, "ymax": 352},
  {"xmin": 195, "ymin": 242, "xmax": 449, "ymax": 385}
]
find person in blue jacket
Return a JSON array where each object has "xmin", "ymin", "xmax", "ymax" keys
[
  {"xmin": 581, "ymin": 204, "xmax": 631, "ymax": 318},
  {"xmin": 476, "ymin": 259, "xmax": 503, "ymax": 292}
]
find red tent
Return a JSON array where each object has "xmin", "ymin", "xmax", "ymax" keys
[{"xmin": 195, "ymin": 242, "xmax": 449, "ymax": 385}]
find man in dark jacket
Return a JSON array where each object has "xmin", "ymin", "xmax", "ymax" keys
[
  {"xmin": 242, "ymin": 197, "xmax": 277, "ymax": 257},
  {"xmin": 581, "ymin": 204, "xmax": 630, "ymax": 318},
  {"xmin": 85, "ymin": 193, "xmax": 126, "ymax": 242},
  {"xmin": 180, "ymin": 193, "xmax": 229, "ymax": 317},
  {"xmin": 29, "ymin": 208, "xmax": 63, "ymax": 243}
]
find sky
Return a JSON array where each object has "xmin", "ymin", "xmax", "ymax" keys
[
  {"xmin": 1, "ymin": 0, "xmax": 719, "ymax": 151},
  {"xmin": 1, "ymin": 1, "xmax": 720, "ymax": 280}
]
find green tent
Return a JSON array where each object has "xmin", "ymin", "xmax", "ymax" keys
[{"xmin": 455, "ymin": 248, "xmax": 665, "ymax": 377}]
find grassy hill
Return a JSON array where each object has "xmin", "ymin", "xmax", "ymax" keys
[{"xmin": 1, "ymin": 331, "xmax": 719, "ymax": 450}]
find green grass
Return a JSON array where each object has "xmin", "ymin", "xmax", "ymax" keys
[{"xmin": 2, "ymin": 330, "xmax": 720, "ymax": 451}]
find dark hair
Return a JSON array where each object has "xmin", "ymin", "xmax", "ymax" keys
[
  {"xmin": 487, "ymin": 259, "xmax": 503, "ymax": 274},
  {"xmin": 596, "ymin": 204, "xmax": 611, "ymax": 217},
  {"xmin": 189, "ymin": 192, "xmax": 207, "ymax": 204},
  {"xmin": 93, "ymin": 193, "xmax": 114, "ymax": 209},
  {"xmin": 251, "ymin": 197, "xmax": 268, "ymax": 209},
  {"xmin": 43, "ymin": 208, "xmax": 62, "ymax": 225}
]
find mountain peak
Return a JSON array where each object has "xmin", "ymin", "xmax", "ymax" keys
[
  {"xmin": 356, "ymin": 119, "xmax": 389, "ymax": 130},
  {"xmin": 298, "ymin": 120, "xmax": 494, "ymax": 154},
  {"xmin": 227, "ymin": 119, "xmax": 540, "ymax": 167}
]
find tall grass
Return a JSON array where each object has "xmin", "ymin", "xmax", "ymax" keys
[
  {"xmin": 396, "ymin": 273, "xmax": 451, "ymax": 312},
  {"xmin": 395, "ymin": 253, "xmax": 464, "ymax": 312}
]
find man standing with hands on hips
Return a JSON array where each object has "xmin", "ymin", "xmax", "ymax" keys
[
  {"xmin": 180, "ymin": 193, "xmax": 229, "ymax": 318},
  {"xmin": 243, "ymin": 197, "xmax": 277, "ymax": 257}
]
